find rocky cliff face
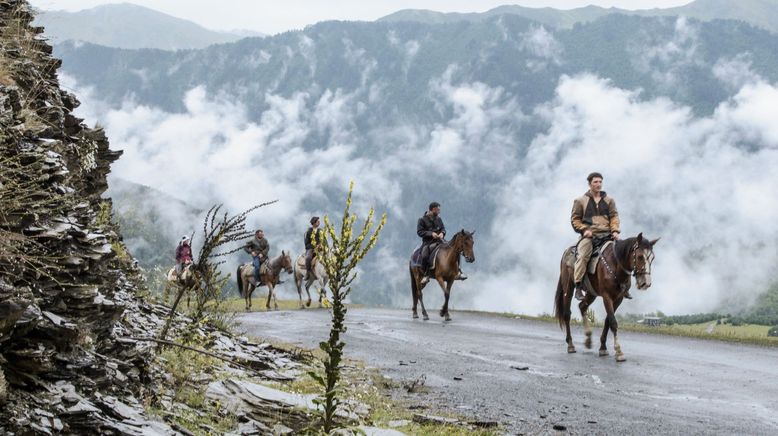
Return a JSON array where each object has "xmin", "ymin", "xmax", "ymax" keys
[
  {"xmin": 0, "ymin": 0, "xmax": 170, "ymax": 432},
  {"xmin": 0, "ymin": 2, "xmax": 298, "ymax": 434}
]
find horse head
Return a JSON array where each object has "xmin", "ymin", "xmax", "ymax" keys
[
  {"xmin": 281, "ymin": 250, "xmax": 294, "ymax": 274},
  {"xmin": 632, "ymin": 233, "xmax": 659, "ymax": 290},
  {"xmin": 455, "ymin": 229, "xmax": 475, "ymax": 263}
]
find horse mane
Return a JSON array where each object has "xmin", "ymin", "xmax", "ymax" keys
[
  {"xmin": 614, "ymin": 235, "xmax": 653, "ymax": 262},
  {"xmin": 613, "ymin": 237, "xmax": 636, "ymax": 262}
]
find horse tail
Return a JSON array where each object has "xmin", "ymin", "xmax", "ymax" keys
[
  {"xmin": 409, "ymin": 262, "xmax": 418, "ymax": 301},
  {"xmin": 236, "ymin": 266, "xmax": 243, "ymax": 297},
  {"xmin": 554, "ymin": 274, "xmax": 566, "ymax": 329}
]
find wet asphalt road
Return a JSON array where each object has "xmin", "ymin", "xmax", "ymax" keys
[{"xmin": 238, "ymin": 308, "xmax": 778, "ymax": 435}]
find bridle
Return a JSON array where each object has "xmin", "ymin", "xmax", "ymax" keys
[{"xmin": 613, "ymin": 241, "xmax": 653, "ymax": 278}]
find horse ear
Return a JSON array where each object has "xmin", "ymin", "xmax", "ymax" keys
[
  {"xmin": 470, "ymin": 230, "xmax": 475, "ymax": 235},
  {"xmin": 650, "ymin": 238, "xmax": 660, "ymax": 247},
  {"xmin": 637, "ymin": 232, "xmax": 643, "ymax": 243}
]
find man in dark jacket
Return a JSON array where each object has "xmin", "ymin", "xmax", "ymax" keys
[
  {"xmin": 245, "ymin": 229, "xmax": 269, "ymax": 283},
  {"xmin": 304, "ymin": 217, "xmax": 321, "ymax": 280},
  {"xmin": 417, "ymin": 202, "xmax": 467, "ymax": 285}
]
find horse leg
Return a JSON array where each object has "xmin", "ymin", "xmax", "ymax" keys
[
  {"xmin": 411, "ymin": 268, "xmax": 419, "ymax": 319},
  {"xmin": 418, "ymin": 288, "xmax": 429, "ymax": 321},
  {"xmin": 245, "ymin": 282, "xmax": 251, "ymax": 311},
  {"xmin": 436, "ymin": 276, "xmax": 450, "ymax": 320},
  {"xmin": 603, "ymin": 296, "xmax": 625, "ymax": 361},
  {"xmin": 272, "ymin": 283, "xmax": 279, "ymax": 310},
  {"xmin": 266, "ymin": 282, "xmax": 273, "ymax": 310},
  {"xmin": 295, "ymin": 272, "xmax": 304, "ymax": 309},
  {"xmin": 305, "ymin": 280, "xmax": 312, "ymax": 308},
  {"xmin": 563, "ymin": 277, "xmax": 576, "ymax": 353},
  {"xmin": 579, "ymin": 294, "xmax": 596, "ymax": 349},
  {"xmin": 611, "ymin": 297, "xmax": 625, "ymax": 362},
  {"xmin": 441, "ymin": 279, "xmax": 453, "ymax": 322},
  {"xmin": 599, "ymin": 315, "xmax": 611, "ymax": 357}
]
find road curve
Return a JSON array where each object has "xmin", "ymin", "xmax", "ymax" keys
[{"xmin": 238, "ymin": 308, "xmax": 778, "ymax": 435}]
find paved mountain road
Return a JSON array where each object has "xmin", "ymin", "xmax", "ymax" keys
[{"xmin": 238, "ymin": 308, "xmax": 778, "ymax": 435}]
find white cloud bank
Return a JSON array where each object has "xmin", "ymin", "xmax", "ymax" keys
[{"xmin": 63, "ymin": 60, "xmax": 778, "ymax": 315}]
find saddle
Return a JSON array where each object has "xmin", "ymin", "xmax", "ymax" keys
[
  {"xmin": 244, "ymin": 261, "xmax": 269, "ymax": 278},
  {"xmin": 296, "ymin": 255, "xmax": 320, "ymax": 278},
  {"xmin": 563, "ymin": 239, "xmax": 614, "ymax": 296},
  {"xmin": 411, "ymin": 243, "xmax": 442, "ymax": 270}
]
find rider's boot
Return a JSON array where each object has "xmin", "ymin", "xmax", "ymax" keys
[
  {"xmin": 574, "ymin": 282, "xmax": 585, "ymax": 301},
  {"xmin": 624, "ymin": 290, "xmax": 633, "ymax": 299},
  {"xmin": 455, "ymin": 269, "xmax": 468, "ymax": 281},
  {"xmin": 420, "ymin": 268, "xmax": 430, "ymax": 285}
]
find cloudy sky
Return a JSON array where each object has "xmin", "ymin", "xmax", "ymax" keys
[{"xmin": 29, "ymin": 0, "xmax": 693, "ymax": 34}]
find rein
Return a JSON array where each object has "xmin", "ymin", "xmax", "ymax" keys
[{"xmin": 601, "ymin": 241, "xmax": 634, "ymax": 281}]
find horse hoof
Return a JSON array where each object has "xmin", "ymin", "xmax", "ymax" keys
[
  {"xmin": 444, "ymin": 315, "xmax": 452, "ymax": 322},
  {"xmin": 616, "ymin": 354, "xmax": 626, "ymax": 362},
  {"xmin": 413, "ymin": 313, "xmax": 419, "ymax": 319},
  {"xmin": 306, "ymin": 300, "xmax": 311, "ymax": 307},
  {"xmin": 423, "ymin": 314, "xmax": 429, "ymax": 321},
  {"xmin": 599, "ymin": 350, "xmax": 609, "ymax": 357},
  {"xmin": 584, "ymin": 338, "xmax": 592, "ymax": 349},
  {"xmin": 439, "ymin": 310, "xmax": 445, "ymax": 317},
  {"xmin": 567, "ymin": 346, "xmax": 576, "ymax": 354}
]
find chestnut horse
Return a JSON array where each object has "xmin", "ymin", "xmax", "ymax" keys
[
  {"xmin": 554, "ymin": 233, "xmax": 658, "ymax": 361},
  {"xmin": 236, "ymin": 251, "xmax": 293, "ymax": 311},
  {"xmin": 409, "ymin": 230, "xmax": 475, "ymax": 321}
]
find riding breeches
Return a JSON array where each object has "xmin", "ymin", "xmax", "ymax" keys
[
  {"xmin": 252, "ymin": 256, "xmax": 262, "ymax": 282},
  {"xmin": 574, "ymin": 237, "xmax": 593, "ymax": 283},
  {"xmin": 305, "ymin": 249, "xmax": 315, "ymax": 272},
  {"xmin": 420, "ymin": 242, "xmax": 438, "ymax": 272}
]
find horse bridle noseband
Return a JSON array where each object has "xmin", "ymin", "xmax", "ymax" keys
[{"xmin": 616, "ymin": 241, "xmax": 653, "ymax": 278}]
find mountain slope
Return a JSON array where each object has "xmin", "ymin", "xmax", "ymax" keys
[
  {"xmin": 379, "ymin": 0, "xmax": 778, "ymax": 34},
  {"xmin": 34, "ymin": 3, "xmax": 258, "ymax": 50}
]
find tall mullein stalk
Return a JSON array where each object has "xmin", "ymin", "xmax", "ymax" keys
[
  {"xmin": 309, "ymin": 181, "xmax": 386, "ymax": 433},
  {"xmin": 158, "ymin": 201, "xmax": 276, "ymax": 343}
]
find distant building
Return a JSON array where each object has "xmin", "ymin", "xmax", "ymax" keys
[{"xmin": 639, "ymin": 316, "xmax": 662, "ymax": 327}]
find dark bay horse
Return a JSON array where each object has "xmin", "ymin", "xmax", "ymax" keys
[
  {"xmin": 409, "ymin": 230, "xmax": 475, "ymax": 321},
  {"xmin": 554, "ymin": 233, "xmax": 658, "ymax": 361},
  {"xmin": 236, "ymin": 251, "xmax": 293, "ymax": 311}
]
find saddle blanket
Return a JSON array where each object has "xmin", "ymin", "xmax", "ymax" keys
[{"xmin": 411, "ymin": 244, "xmax": 442, "ymax": 269}]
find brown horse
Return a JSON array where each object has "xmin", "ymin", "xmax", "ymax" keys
[
  {"xmin": 409, "ymin": 230, "xmax": 475, "ymax": 321},
  {"xmin": 554, "ymin": 233, "xmax": 658, "ymax": 362},
  {"xmin": 236, "ymin": 251, "xmax": 293, "ymax": 311}
]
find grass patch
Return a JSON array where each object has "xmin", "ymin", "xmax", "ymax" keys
[
  {"xmin": 618, "ymin": 322, "xmax": 778, "ymax": 346},
  {"xmin": 474, "ymin": 310, "xmax": 778, "ymax": 347}
]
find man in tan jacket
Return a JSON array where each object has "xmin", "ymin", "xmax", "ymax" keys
[{"xmin": 570, "ymin": 172, "xmax": 630, "ymax": 300}]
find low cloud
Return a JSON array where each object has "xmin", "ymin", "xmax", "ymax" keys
[
  {"xmin": 475, "ymin": 73, "xmax": 778, "ymax": 317},
  {"xmin": 64, "ymin": 60, "xmax": 778, "ymax": 315}
]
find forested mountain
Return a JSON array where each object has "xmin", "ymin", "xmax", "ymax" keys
[
  {"xmin": 34, "ymin": 3, "xmax": 258, "ymax": 50},
  {"xmin": 380, "ymin": 0, "xmax": 778, "ymax": 34}
]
